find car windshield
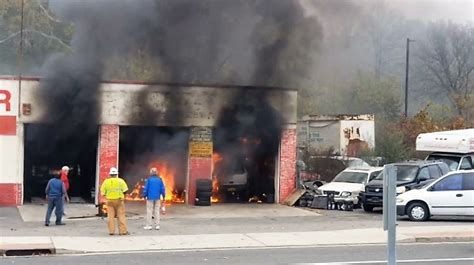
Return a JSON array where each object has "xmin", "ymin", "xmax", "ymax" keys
[
  {"xmin": 375, "ymin": 165, "xmax": 419, "ymax": 182},
  {"xmin": 230, "ymin": 161, "xmax": 245, "ymax": 174},
  {"xmin": 419, "ymin": 179, "xmax": 435, "ymax": 188},
  {"xmin": 427, "ymin": 155, "xmax": 460, "ymax": 171},
  {"xmin": 346, "ymin": 159, "xmax": 370, "ymax": 168},
  {"xmin": 333, "ymin": 171, "xmax": 367, "ymax": 183}
]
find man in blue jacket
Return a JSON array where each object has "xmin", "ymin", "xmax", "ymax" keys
[
  {"xmin": 44, "ymin": 173, "xmax": 69, "ymax": 226},
  {"xmin": 142, "ymin": 167, "xmax": 166, "ymax": 230}
]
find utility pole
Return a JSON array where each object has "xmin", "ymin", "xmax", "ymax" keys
[
  {"xmin": 404, "ymin": 38, "xmax": 415, "ymax": 118},
  {"xmin": 18, "ymin": 0, "xmax": 25, "ymax": 117}
]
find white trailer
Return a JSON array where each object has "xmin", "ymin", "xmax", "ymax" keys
[{"xmin": 416, "ymin": 129, "xmax": 474, "ymax": 170}]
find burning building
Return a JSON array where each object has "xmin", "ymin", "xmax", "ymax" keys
[
  {"xmin": 0, "ymin": 0, "xmax": 319, "ymax": 207},
  {"xmin": 0, "ymin": 77, "xmax": 297, "ymax": 206}
]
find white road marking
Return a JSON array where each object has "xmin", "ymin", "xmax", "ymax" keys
[
  {"xmin": 296, "ymin": 257, "xmax": 474, "ymax": 264},
  {"xmin": 2, "ymin": 241, "xmax": 472, "ymax": 259}
]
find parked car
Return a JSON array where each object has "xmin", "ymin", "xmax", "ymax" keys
[
  {"xmin": 397, "ymin": 170, "xmax": 474, "ymax": 221},
  {"xmin": 219, "ymin": 160, "xmax": 249, "ymax": 201},
  {"xmin": 360, "ymin": 160, "xmax": 450, "ymax": 212},
  {"xmin": 318, "ymin": 167, "xmax": 383, "ymax": 206},
  {"xmin": 300, "ymin": 156, "xmax": 371, "ymax": 182}
]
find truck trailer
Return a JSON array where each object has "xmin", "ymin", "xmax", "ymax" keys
[{"xmin": 416, "ymin": 129, "xmax": 474, "ymax": 171}]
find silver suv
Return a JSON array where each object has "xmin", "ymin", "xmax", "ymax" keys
[{"xmin": 219, "ymin": 160, "xmax": 249, "ymax": 200}]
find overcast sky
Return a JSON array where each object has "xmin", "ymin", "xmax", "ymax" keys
[
  {"xmin": 50, "ymin": 0, "xmax": 473, "ymax": 24},
  {"xmin": 390, "ymin": 0, "xmax": 473, "ymax": 23}
]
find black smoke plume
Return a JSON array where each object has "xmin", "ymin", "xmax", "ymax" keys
[{"xmin": 33, "ymin": 0, "xmax": 322, "ymax": 196}]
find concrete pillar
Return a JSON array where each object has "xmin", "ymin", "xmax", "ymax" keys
[
  {"xmin": 0, "ymin": 80, "xmax": 22, "ymax": 206},
  {"xmin": 278, "ymin": 127, "xmax": 297, "ymax": 203},
  {"xmin": 186, "ymin": 127, "xmax": 213, "ymax": 205},
  {"xmin": 95, "ymin": 124, "xmax": 120, "ymax": 205}
]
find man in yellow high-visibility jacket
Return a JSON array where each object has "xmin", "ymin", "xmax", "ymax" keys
[{"xmin": 100, "ymin": 167, "xmax": 129, "ymax": 235}]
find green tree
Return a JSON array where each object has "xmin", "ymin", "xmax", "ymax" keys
[
  {"xmin": 375, "ymin": 125, "xmax": 411, "ymax": 163},
  {"xmin": 0, "ymin": 0, "xmax": 72, "ymax": 74},
  {"xmin": 347, "ymin": 72, "xmax": 402, "ymax": 121}
]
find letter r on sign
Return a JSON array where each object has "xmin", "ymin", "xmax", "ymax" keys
[{"xmin": 0, "ymin": 90, "xmax": 11, "ymax": 112}]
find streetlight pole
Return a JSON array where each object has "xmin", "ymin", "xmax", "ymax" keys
[{"xmin": 404, "ymin": 38, "xmax": 415, "ymax": 118}]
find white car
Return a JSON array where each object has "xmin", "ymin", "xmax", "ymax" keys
[
  {"xmin": 397, "ymin": 170, "xmax": 474, "ymax": 221},
  {"xmin": 318, "ymin": 167, "xmax": 383, "ymax": 205}
]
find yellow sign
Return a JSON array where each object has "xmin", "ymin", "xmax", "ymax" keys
[{"xmin": 189, "ymin": 142, "xmax": 213, "ymax": 157}]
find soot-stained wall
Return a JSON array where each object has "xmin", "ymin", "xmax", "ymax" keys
[
  {"xmin": 19, "ymin": 80, "xmax": 297, "ymax": 127},
  {"xmin": 2, "ymin": 78, "xmax": 298, "ymax": 205}
]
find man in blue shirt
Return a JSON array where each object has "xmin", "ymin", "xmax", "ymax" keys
[
  {"xmin": 142, "ymin": 168, "xmax": 166, "ymax": 230},
  {"xmin": 44, "ymin": 173, "xmax": 69, "ymax": 226}
]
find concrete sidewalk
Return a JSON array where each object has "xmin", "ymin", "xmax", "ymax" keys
[
  {"xmin": 1, "ymin": 225, "xmax": 473, "ymax": 255},
  {"xmin": 1, "ymin": 203, "xmax": 473, "ymax": 255}
]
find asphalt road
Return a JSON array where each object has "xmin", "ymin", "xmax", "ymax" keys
[
  {"xmin": 1, "ymin": 242, "xmax": 472, "ymax": 265},
  {"xmin": 3, "ymin": 205, "xmax": 473, "ymax": 238}
]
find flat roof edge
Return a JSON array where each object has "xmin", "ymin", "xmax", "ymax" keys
[{"xmin": 0, "ymin": 76, "xmax": 298, "ymax": 91}]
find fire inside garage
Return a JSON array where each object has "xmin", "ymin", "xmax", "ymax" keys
[
  {"xmin": 119, "ymin": 126, "xmax": 189, "ymax": 203},
  {"xmin": 213, "ymin": 91, "xmax": 281, "ymax": 203},
  {"xmin": 0, "ymin": 77, "xmax": 297, "ymax": 207}
]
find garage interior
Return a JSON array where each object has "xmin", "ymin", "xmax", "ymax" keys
[
  {"xmin": 212, "ymin": 98, "xmax": 279, "ymax": 203},
  {"xmin": 118, "ymin": 125, "xmax": 277, "ymax": 204},
  {"xmin": 119, "ymin": 126, "xmax": 189, "ymax": 203},
  {"xmin": 23, "ymin": 124, "xmax": 98, "ymax": 202},
  {"xmin": 212, "ymin": 142, "xmax": 277, "ymax": 203}
]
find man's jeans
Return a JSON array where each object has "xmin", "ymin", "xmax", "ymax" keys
[{"xmin": 45, "ymin": 197, "xmax": 64, "ymax": 225}]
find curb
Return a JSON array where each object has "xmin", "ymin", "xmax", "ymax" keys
[
  {"xmin": 2, "ymin": 235, "xmax": 472, "ymax": 256},
  {"xmin": 39, "ymin": 236, "xmax": 474, "ymax": 255},
  {"xmin": 414, "ymin": 236, "xmax": 474, "ymax": 243},
  {"xmin": 0, "ymin": 243, "xmax": 56, "ymax": 256}
]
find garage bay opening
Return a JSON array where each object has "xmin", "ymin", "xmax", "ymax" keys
[
  {"xmin": 23, "ymin": 124, "xmax": 98, "ymax": 203},
  {"xmin": 212, "ymin": 93, "xmax": 281, "ymax": 203},
  {"xmin": 119, "ymin": 126, "xmax": 189, "ymax": 203}
]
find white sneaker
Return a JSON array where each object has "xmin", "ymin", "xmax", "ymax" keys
[
  {"xmin": 155, "ymin": 225, "xmax": 160, "ymax": 230},
  {"xmin": 144, "ymin": 226, "xmax": 152, "ymax": 230}
]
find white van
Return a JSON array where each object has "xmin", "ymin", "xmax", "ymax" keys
[
  {"xmin": 416, "ymin": 129, "xmax": 474, "ymax": 171},
  {"xmin": 396, "ymin": 170, "xmax": 474, "ymax": 221}
]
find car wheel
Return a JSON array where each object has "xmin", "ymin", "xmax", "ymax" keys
[
  {"xmin": 407, "ymin": 202, "xmax": 429, "ymax": 221},
  {"xmin": 298, "ymin": 199, "xmax": 307, "ymax": 207},
  {"xmin": 363, "ymin": 204, "xmax": 374, "ymax": 212}
]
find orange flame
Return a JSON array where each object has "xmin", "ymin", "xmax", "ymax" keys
[
  {"xmin": 211, "ymin": 177, "xmax": 220, "ymax": 203},
  {"xmin": 150, "ymin": 161, "xmax": 176, "ymax": 202},
  {"xmin": 211, "ymin": 153, "xmax": 224, "ymax": 203},
  {"xmin": 125, "ymin": 160, "xmax": 185, "ymax": 203}
]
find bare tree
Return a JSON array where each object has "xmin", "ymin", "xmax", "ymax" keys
[
  {"xmin": 364, "ymin": 1, "xmax": 405, "ymax": 79},
  {"xmin": 419, "ymin": 22, "xmax": 474, "ymax": 117}
]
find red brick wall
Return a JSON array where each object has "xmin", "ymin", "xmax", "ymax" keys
[
  {"xmin": 279, "ymin": 128, "xmax": 297, "ymax": 203},
  {"xmin": 97, "ymin": 125, "xmax": 119, "ymax": 204},
  {"xmin": 0, "ymin": 183, "xmax": 22, "ymax": 206},
  {"xmin": 187, "ymin": 157, "xmax": 212, "ymax": 204}
]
